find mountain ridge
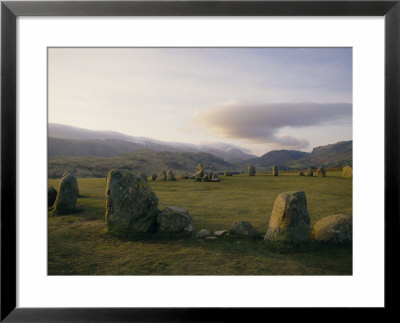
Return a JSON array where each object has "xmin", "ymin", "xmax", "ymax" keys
[{"xmin": 49, "ymin": 123, "xmax": 256, "ymax": 163}]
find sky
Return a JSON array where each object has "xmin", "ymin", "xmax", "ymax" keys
[{"xmin": 48, "ymin": 47, "xmax": 352, "ymax": 156}]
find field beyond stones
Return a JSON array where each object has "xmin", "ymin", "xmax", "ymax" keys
[{"xmin": 48, "ymin": 171, "xmax": 352, "ymax": 275}]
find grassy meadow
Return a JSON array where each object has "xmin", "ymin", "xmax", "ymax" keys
[{"xmin": 48, "ymin": 171, "xmax": 352, "ymax": 275}]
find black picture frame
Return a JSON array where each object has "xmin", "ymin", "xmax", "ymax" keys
[{"xmin": 1, "ymin": 1, "xmax": 399, "ymax": 321}]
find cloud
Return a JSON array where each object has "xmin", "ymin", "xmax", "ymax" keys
[{"xmin": 192, "ymin": 102, "xmax": 352, "ymax": 149}]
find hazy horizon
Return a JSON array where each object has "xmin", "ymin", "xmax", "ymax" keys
[
  {"xmin": 48, "ymin": 48, "xmax": 352, "ymax": 155},
  {"xmin": 49, "ymin": 122, "xmax": 352, "ymax": 157}
]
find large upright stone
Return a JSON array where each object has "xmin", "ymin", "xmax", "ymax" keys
[
  {"xmin": 166, "ymin": 170, "xmax": 176, "ymax": 181},
  {"xmin": 156, "ymin": 170, "xmax": 167, "ymax": 181},
  {"xmin": 54, "ymin": 171, "xmax": 79, "ymax": 214},
  {"xmin": 299, "ymin": 171, "xmax": 305, "ymax": 176},
  {"xmin": 156, "ymin": 206, "xmax": 194, "ymax": 233},
  {"xmin": 312, "ymin": 214, "xmax": 352, "ymax": 244},
  {"xmin": 272, "ymin": 165, "xmax": 279, "ymax": 176},
  {"xmin": 317, "ymin": 167, "xmax": 326, "ymax": 177},
  {"xmin": 306, "ymin": 168, "xmax": 314, "ymax": 176},
  {"xmin": 342, "ymin": 166, "xmax": 352, "ymax": 178},
  {"xmin": 194, "ymin": 164, "xmax": 204, "ymax": 177},
  {"xmin": 48, "ymin": 186, "xmax": 57, "ymax": 207},
  {"xmin": 265, "ymin": 191, "xmax": 310, "ymax": 242},
  {"xmin": 105, "ymin": 169, "xmax": 159, "ymax": 234},
  {"xmin": 248, "ymin": 164, "xmax": 256, "ymax": 176}
]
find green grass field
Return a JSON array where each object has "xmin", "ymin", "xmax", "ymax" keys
[{"xmin": 48, "ymin": 171, "xmax": 352, "ymax": 275}]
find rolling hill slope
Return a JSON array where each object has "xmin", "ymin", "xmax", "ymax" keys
[
  {"xmin": 48, "ymin": 150, "xmax": 237, "ymax": 178},
  {"xmin": 48, "ymin": 124, "xmax": 256, "ymax": 162}
]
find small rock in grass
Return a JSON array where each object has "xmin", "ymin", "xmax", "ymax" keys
[
  {"xmin": 214, "ymin": 230, "xmax": 228, "ymax": 237},
  {"xmin": 229, "ymin": 221, "xmax": 261, "ymax": 239},
  {"xmin": 195, "ymin": 229, "xmax": 211, "ymax": 238}
]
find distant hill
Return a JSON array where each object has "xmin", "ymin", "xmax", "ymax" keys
[
  {"xmin": 287, "ymin": 140, "xmax": 352, "ymax": 169},
  {"xmin": 247, "ymin": 150, "xmax": 309, "ymax": 168},
  {"xmin": 48, "ymin": 149, "xmax": 237, "ymax": 178},
  {"xmin": 48, "ymin": 123, "xmax": 256, "ymax": 163},
  {"xmin": 49, "ymin": 137, "xmax": 154, "ymax": 158},
  {"xmin": 244, "ymin": 140, "xmax": 352, "ymax": 170}
]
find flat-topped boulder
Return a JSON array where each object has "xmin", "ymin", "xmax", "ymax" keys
[
  {"xmin": 54, "ymin": 171, "xmax": 79, "ymax": 214},
  {"xmin": 156, "ymin": 206, "xmax": 193, "ymax": 233},
  {"xmin": 105, "ymin": 169, "xmax": 159, "ymax": 234},
  {"xmin": 342, "ymin": 166, "xmax": 352, "ymax": 178},
  {"xmin": 312, "ymin": 214, "xmax": 352, "ymax": 244},
  {"xmin": 265, "ymin": 191, "xmax": 310, "ymax": 242},
  {"xmin": 229, "ymin": 221, "xmax": 261, "ymax": 239}
]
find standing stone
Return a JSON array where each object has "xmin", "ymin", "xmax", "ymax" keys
[
  {"xmin": 156, "ymin": 170, "xmax": 167, "ymax": 181},
  {"xmin": 248, "ymin": 164, "xmax": 256, "ymax": 176},
  {"xmin": 54, "ymin": 171, "xmax": 79, "ymax": 214},
  {"xmin": 194, "ymin": 164, "xmax": 204, "ymax": 177},
  {"xmin": 312, "ymin": 214, "xmax": 352, "ymax": 244},
  {"xmin": 306, "ymin": 168, "xmax": 314, "ymax": 176},
  {"xmin": 151, "ymin": 174, "xmax": 157, "ymax": 181},
  {"xmin": 156, "ymin": 206, "xmax": 193, "ymax": 233},
  {"xmin": 299, "ymin": 171, "xmax": 305, "ymax": 176},
  {"xmin": 194, "ymin": 175, "xmax": 202, "ymax": 182},
  {"xmin": 202, "ymin": 174, "xmax": 210, "ymax": 182},
  {"xmin": 272, "ymin": 165, "xmax": 279, "ymax": 176},
  {"xmin": 105, "ymin": 169, "xmax": 159, "ymax": 234},
  {"xmin": 265, "ymin": 191, "xmax": 310, "ymax": 242},
  {"xmin": 208, "ymin": 172, "xmax": 213, "ymax": 181},
  {"xmin": 166, "ymin": 170, "xmax": 176, "ymax": 181},
  {"xmin": 342, "ymin": 166, "xmax": 352, "ymax": 178},
  {"xmin": 229, "ymin": 221, "xmax": 261, "ymax": 239},
  {"xmin": 48, "ymin": 186, "xmax": 57, "ymax": 207},
  {"xmin": 317, "ymin": 167, "xmax": 326, "ymax": 177},
  {"xmin": 211, "ymin": 174, "xmax": 220, "ymax": 182}
]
